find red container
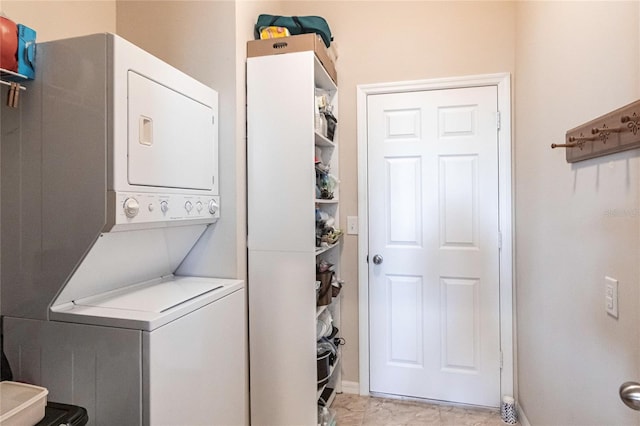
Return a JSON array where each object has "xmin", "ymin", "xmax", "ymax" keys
[{"xmin": 0, "ymin": 16, "xmax": 18, "ymax": 71}]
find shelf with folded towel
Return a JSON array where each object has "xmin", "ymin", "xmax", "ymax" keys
[{"xmin": 552, "ymin": 99, "xmax": 640, "ymax": 163}]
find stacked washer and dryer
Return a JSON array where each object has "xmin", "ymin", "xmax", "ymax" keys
[{"xmin": 1, "ymin": 34, "xmax": 246, "ymax": 425}]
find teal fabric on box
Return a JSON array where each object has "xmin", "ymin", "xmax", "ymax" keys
[
  {"xmin": 17, "ymin": 24, "xmax": 36, "ymax": 79},
  {"xmin": 255, "ymin": 15, "xmax": 333, "ymax": 47}
]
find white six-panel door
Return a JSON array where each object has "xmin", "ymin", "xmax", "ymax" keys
[{"xmin": 367, "ymin": 86, "xmax": 501, "ymax": 407}]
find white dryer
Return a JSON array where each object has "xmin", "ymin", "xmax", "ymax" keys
[{"xmin": 1, "ymin": 34, "xmax": 246, "ymax": 426}]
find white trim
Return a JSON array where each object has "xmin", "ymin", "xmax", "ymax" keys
[
  {"xmin": 517, "ymin": 402, "xmax": 531, "ymax": 426},
  {"xmin": 356, "ymin": 73, "xmax": 514, "ymax": 403},
  {"xmin": 339, "ymin": 380, "xmax": 361, "ymax": 395}
]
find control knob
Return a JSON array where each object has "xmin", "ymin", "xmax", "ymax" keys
[
  {"xmin": 160, "ymin": 200, "xmax": 169, "ymax": 214},
  {"xmin": 196, "ymin": 201, "xmax": 203, "ymax": 212},
  {"xmin": 123, "ymin": 197, "xmax": 140, "ymax": 218},
  {"xmin": 185, "ymin": 201, "xmax": 193, "ymax": 213},
  {"xmin": 208, "ymin": 199, "xmax": 219, "ymax": 215}
]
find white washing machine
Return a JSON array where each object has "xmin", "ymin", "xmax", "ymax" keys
[
  {"xmin": 5, "ymin": 276, "xmax": 246, "ymax": 425},
  {"xmin": 1, "ymin": 33, "xmax": 246, "ymax": 425}
]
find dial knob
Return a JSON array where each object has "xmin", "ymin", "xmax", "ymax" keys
[
  {"xmin": 160, "ymin": 200, "xmax": 169, "ymax": 213},
  {"xmin": 185, "ymin": 201, "xmax": 193, "ymax": 212},
  {"xmin": 208, "ymin": 199, "xmax": 219, "ymax": 215},
  {"xmin": 123, "ymin": 197, "xmax": 140, "ymax": 218},
  {"xmin": 196, "ymin": 201, "xmax": 203, "ymax": 212}
]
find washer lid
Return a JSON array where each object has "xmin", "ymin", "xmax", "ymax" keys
[
  {"xmin": 78, "ymin": 276, "xmax": 224, "ymax": 313},
  {"xmin": 50, "ymin": 276, "xmax": 244, "ymax": 331}
]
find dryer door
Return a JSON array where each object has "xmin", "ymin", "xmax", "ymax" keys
[{"xmin": 127, "ymin": 71, "xmax": 215, "ymax": 191}]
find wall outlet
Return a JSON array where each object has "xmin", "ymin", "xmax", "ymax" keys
[
  {"xmin": 347, "ymin": 216, "xmax": 358, "ymax": 235},
  {"xmin": 605, "ymin": 276, "xmax": 619, "ymax": 319}
]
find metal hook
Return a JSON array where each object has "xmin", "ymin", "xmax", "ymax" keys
[
  {"xmin": 551, "ymin": 142, "xmax": 579, "ymax": 149},
  {"xmin": 621, "ymin": 114, "xmax": 640, "ymax": 135},
  {"xmin": 568, "ymin": 135, "xmax": 596, "ymax": 143},
  {"xmin": 591, "ymin": 126, "xmax": 623, "ymax": 134}
]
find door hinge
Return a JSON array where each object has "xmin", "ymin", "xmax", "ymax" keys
[
  {"xmin": 496, "ymin": 111, "xmax": 501, "ymax": 131},
  {"xmin": 498, "ymin": 231, "xmax": 502, "ymax": 250},
  {"xmin": 500, "ymin": 351, "xmax": 504, "ymax": 369},
  {"xmin": 366, "ymin": 255, "xmax": 369, "ymax": 264}
]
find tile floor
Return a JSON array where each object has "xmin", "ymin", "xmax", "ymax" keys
[{"xmin": 332, "ymin": 393, "xmax": 511, "ymax": 426}]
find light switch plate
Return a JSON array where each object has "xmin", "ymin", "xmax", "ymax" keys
[
  {"xmin": 605, "ymin": 276, "xmax": 619, "ymax": 318},
  {"xmin": 347, "ymin": 216, "xmax": 358, "ymax": 235}
]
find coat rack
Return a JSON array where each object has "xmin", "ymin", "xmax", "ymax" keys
[{"xmin": 551, "ymin": 99, "xmax": 640, "ymax": 163}]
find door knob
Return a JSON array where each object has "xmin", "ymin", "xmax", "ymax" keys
[
  {"xmin": 372, "ymin": 254, "xmax": 383, "ymax": 265},
  {"xmin": 620, "ymin": 382, "xmax": 640, "ymax": 410}
]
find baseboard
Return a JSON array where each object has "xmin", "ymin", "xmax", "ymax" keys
[
  {"xmin": 340, "ymin": 380, "xmax": 361, "ymax": 395},
  {"xmin": 517, "ymin": 402, "xmax": 531, "ymax": 426}
]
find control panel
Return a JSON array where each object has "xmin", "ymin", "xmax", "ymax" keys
[{"xmin": 112, "ymin": 192, "xmax": 220, "ymax": 226}]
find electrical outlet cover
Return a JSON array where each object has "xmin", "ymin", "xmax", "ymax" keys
[{"xmin": 605, "ymin": 276, "xmax": 619, "ymax": 319}]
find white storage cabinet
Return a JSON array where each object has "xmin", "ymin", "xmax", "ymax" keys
[{"xmin": 247, "ymin": 49, "xmax": 341, "ymax": 425}]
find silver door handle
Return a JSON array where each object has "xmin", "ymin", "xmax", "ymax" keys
[
  {"xmin": 620, "ymin": 382, "xmax": 640, "ymax": 410},
  {"xmin": 372, "ymin": 254, "xmax": 383, "ymax": 265}
]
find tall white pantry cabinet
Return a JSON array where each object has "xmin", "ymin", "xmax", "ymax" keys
[{"xmin": 247, "ymin": 46, "xmax": 341, "ymax": 425}]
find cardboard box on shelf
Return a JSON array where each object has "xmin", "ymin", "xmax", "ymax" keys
[{"xmin": 247, "ymin": 33, "xmax": 337, "ymax": 84}]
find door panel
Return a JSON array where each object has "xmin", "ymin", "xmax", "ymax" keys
[
  {"xmin": 439, "ymin": 155, "xmax": 478, "ymax": 247},
  {"xmin": 368, "ymin": 86, "xmax": 500, "ymax": 407},
  {"xmin": 441, "ymin": 277, "xmax": 480, "ymax": 372},
  {"xmin": 386, "ymin": 157, "xmax": 422, "ymax": 246},
  {"xmin": 387, "ymin": 274, "xmax": 423, "ymax": 366}
]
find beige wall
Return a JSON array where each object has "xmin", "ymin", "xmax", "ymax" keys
[
  {"xmin": 515, "ymin": 2, "xmax": 640, "ymax": 424},
  {"xmin": 115, "ymin": 0, "xmax": 284, "ymax": 281},
  {"xmin": 280, "ymin": 0, "xmax": 517, "ymax": 385},
  {"xmin": 1, "ymin": 0, "xmax": 115, "ymax": 41},
  {"xmin": 116, "ymin": 1, "xmax": 246, "ymax": 280}
]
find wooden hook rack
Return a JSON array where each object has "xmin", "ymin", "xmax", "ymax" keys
[{"xmin": 551, "ymin": 99, "xmax": 640, "ymax": 163}]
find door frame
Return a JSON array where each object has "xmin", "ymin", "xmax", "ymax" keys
[{"xmin": 356, "ymin": 73, "xmax": 514, "ymax": 401}]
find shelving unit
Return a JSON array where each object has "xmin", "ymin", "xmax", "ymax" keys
[
  {"xmin": 1, "ymin": 68, "xmax": 28, "ymax": 108},
  {"xmin": 317, "ymin": 352, "xmax": 341, "ymax": 400},
  {"xmin": 315, "ymin": 132, "xmax": 336, "ymax": 148},
  {"xmin": 247, "ymin": 45, "xmax": 341, "ymax": 426},
  {"xmin": 316, "ymin": 305, "xmax": 329, "ymax": 318},
  {"xmin": 315, "ymin": 242, "xmax": 340, "ymax": 256},
  {"xmin": 0, "ymin": 68, "xmax": 28, "ymax": 91}
]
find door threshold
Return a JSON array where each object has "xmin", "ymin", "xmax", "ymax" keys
[{"xmin": 368, "ymin": 391, "xmax": 499, "ymax": 411}]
